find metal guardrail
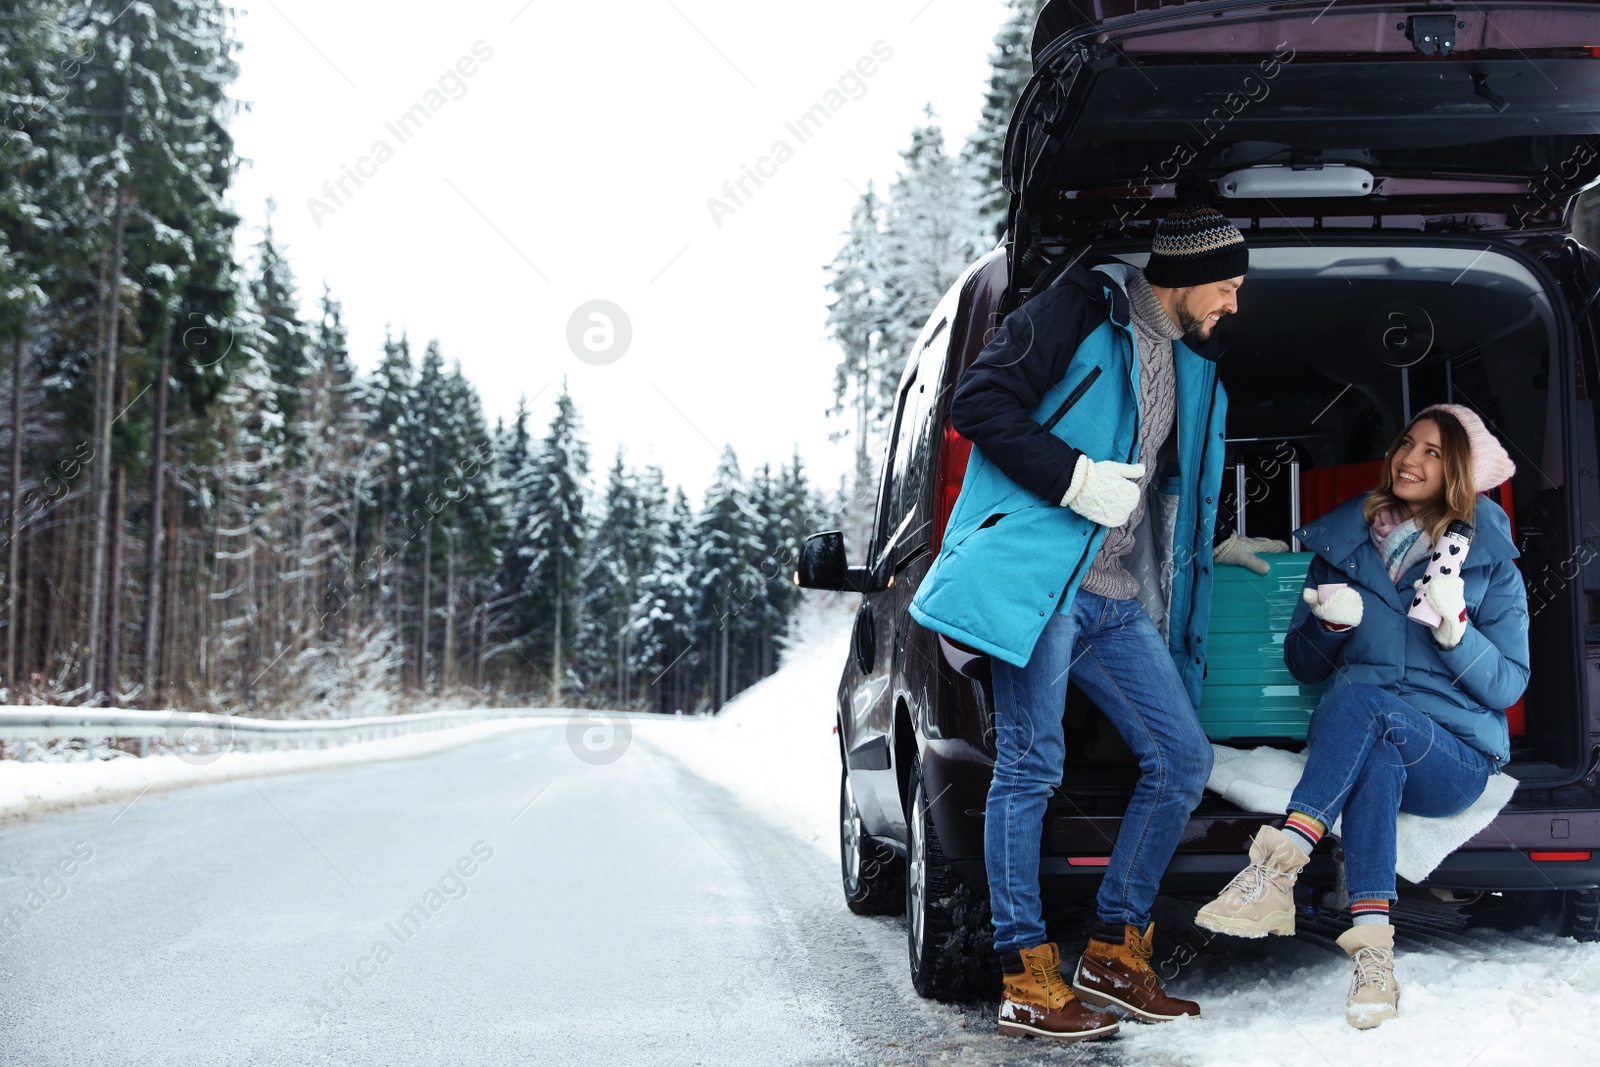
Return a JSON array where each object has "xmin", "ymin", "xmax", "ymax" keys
[{"xmin": 0, "ymin": 706, "xmax": 573, "ymax": 760}]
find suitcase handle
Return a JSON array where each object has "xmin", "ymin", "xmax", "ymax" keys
[{"xmin": 1234, "ymin": 459, "xmax": 1302, "ymax": 551}]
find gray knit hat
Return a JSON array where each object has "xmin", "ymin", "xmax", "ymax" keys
[{"xmin": 1145, "ymin": 204, "xmax": 1249, "ymax": 288}]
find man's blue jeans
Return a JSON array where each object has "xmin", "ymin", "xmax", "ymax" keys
[
  {"xmin": 986, "ymin": 589, "xmax": 1213, "ymax": 952},
  {"xmin": 1288, "ymin": 683, "xmax": 1492, "ymax": 902}
]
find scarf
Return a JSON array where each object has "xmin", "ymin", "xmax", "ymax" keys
[{"xmin": 1370, "ymin": 508, "xmax": 1433, "ymax": 586}]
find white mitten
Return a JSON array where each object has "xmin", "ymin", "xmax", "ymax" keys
[
  {"xmin": 1060, "ymin": 455, "xmax": 1146, "ymax": 528},
  {"xmin": 1301, "ymin": 586, "xmax": 1363, "ymax": 630},
  {"xmin": 1419, "ymin": 574, "xmax": 1468, "ymax": 650},
  {"xmin": 1214, "ymin": 533, "xmax": 1292, "ymax": 576}
]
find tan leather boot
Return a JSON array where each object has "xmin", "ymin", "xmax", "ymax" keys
[
  {"xmin": 1195, "ymin": 824, "xmax": 1309, "ymax": 938},
  {"xmin": 1072, "ymin": 922, "xmax": 1201, "ymax": 1022},
  {"xmin": 1337, "ymin": 924, "xmax": 1400, "ymax": 1029},
  {"xmin": 998, "ymin": 942, "xmax": 1121, "ymax": 1041}
]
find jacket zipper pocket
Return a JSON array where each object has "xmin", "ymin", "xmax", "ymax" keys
[{"xmin": 1041, "ymin": 366, "xmax": 1102, "ymax": 432}]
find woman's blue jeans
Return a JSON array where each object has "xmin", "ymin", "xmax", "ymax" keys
[
  {"xmin": 986, "ymin": 590, "xmax": 1213, "ymax": 952},
  {"xmin": 1289, "ymin": 683, "xmax": 1493, "ymax": 902}
]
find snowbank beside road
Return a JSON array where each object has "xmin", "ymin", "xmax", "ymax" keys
[{"xmin": 637, "ymin": 591, "xmax": 854, "ymax": 859}]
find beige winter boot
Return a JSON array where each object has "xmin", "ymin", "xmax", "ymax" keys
[
  {"xmin": 1194, "ymin": 825, "xmax": 1309, "ymax": 937},
  {"xmin": 1336, "ymin": 924, "xmax": 1400, "ymax": 1029}
]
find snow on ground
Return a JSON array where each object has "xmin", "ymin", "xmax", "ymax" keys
[
  {"xmin": 1123, "ymin": 921, "xmax": 1600, "ymax": 1067},
  {"xmin": 636, "ymin": 591, "xmax": 853, "ymax": 859},
  {"xmin": 0, "ymin": 715, "xmax": 562, "ymax": 824},
  {"xmin": 635, "ymin": 592, "xmax": 1600, "ymax": 1066}
]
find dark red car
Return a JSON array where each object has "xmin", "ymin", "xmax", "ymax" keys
[{"xmin": 799, "ymin": 0, "xmax": 1600, "ymax": 999}]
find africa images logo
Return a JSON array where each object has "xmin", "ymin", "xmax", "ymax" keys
[{"xmin": 704, "ymin": 41, "xmax": 894, "ymax": 229}]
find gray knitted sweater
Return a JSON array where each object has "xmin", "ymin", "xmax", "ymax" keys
[{"xmin": 1077, "ymin": 271, "xmax": 1183, "ymax": 601}]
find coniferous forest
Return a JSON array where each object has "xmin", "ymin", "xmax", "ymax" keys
[
  {"xmin": 0, "ymin": 0, "xmax": 1159, "ymax": 719},
  {"xmin": 0, "ymin": 0, "xmax": 834, "ymax": 716}
]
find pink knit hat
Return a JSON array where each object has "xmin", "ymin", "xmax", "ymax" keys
[{"xmin": 1414, "ymin": 403, "xmax": 1516, "ymax": 492}]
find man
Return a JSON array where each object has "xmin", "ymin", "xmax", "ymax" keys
[{"xmin": 908, "ymin": 204, "xmax": 1247, "ymax": 1041}]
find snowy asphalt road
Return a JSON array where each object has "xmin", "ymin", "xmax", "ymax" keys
[
  {"xmin": 0, "ymin": 721, "xmax": 1086, "ymax": 1066},
  {"xmin": 1, "ymin": 720, "xmax": 1582, "ymax": 1066}
]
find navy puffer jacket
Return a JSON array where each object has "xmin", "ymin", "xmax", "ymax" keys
[{"xmin": 1286, "ymin": 493, "xmax": 1529, "ymax": 766}]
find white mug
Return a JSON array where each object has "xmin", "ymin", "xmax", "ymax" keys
[{"xmin": 1316, "ymin": 582, "xmax": 1349, "ymax": 604}]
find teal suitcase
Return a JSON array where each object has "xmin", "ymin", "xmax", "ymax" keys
[{"xmin": 1198, "ymin": 551, "xmax": 1326, "ymax": 742}]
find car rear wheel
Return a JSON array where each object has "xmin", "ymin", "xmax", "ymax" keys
[
  {"xmin": 1564, "ymin": 887, "xmax": 1600, "ymax": 942},
  {"xmin": 840, "ymin": 766, "xmax": 902, "ymax": 915},
  {"xmin": 905, "ymin": 754, "xmax": 998, "ymax": 1001}
]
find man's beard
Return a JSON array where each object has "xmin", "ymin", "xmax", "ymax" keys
[{"xmin": 1174, "ymin": 298, "xmax": 1210, "ymax": 336}]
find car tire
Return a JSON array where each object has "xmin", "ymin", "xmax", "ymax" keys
[
  {"xmin": 905, "ymin": 753, "xmax": 998, "ymax": 1002},
  {"xmin": 1564, "ymin": 887, "xmax": 1600, "ymax": 943},
  {"xmin": 841, "ymin": 766, "xmax": 903, "ymax": 915}
]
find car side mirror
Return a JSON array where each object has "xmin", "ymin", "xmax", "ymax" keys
[{"xmin": 794, "ymin": 531, "xmax": 884, "ymax": 593}]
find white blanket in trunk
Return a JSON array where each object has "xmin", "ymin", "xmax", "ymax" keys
[{"xmin": 1206, "ymin": 743, "xmax": 1518, "ymax": 884}]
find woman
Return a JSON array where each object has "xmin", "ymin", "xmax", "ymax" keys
[{"xmin": 1195, "ymin": 404, "xmax": 1530, "ymax": 1029}]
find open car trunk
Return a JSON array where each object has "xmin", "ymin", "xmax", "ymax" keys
[
  {"xmin": 1056, "ymin": 238, "xmax": 1589, "ymax": 798},
  {"xmin": 994, "ymin": 1, "xmax": 1600, "ymax": 802},
  {"xmin": 1004, "ymin": 0, "xmax": 1600, "ymax": 294}
]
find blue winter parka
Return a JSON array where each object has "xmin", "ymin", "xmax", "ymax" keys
[
  {"xmin": 908, "ymin": 262, "xmax": 1230, "ymax": 708},
  {"xmin": 1285, "ymin": 493, "xmax": 1530, "ymax": 766}
]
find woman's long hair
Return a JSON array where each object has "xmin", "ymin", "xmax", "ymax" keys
[{"xmin": 1362, "ymin": 409, "xmax": 1478, "ymax": 543}]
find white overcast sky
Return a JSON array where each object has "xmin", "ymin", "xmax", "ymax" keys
[{"xmin": 225, "ymin": 0, "xmax": 1012, "ymax": 501}]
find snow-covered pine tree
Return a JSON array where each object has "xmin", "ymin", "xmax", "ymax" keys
[
  {"xmin": 485, "ymin": 395, "xmax": 543, "ymax": 698},
  {"xmin": 137, "ymin": 156, "xmax": 241, "ymax": 709},
  {"xmin": 745, "ymin": 462, "xmax": 790, "ymax": 681},
  {"xmin": 99, "ymin": 0, "xmax": 240, "ymax": 703},
  {"xmin": 436, "ymin": 357, "xmax": 499, "ymax": 693},
  {"xmin": 244, "ymin": 222, "xmax": 323, "ymax": 704},
  {"xmin": 772, "ymin": 448, "xmax": 820, "ymax": 647},
  {"xmin": 632, "ymin": 486, "xmax": 696, "ymax": 714},
  {"xmin": 69, "ymin": 0, "xmax": 243, "ymax": 703},
  {"xmin": 362, "ymin": 329, "xmax": 412, "ymax": 643},
  {"xmin": 575, "ymin": 449, "xmax": 663, "ymax": 707},
  {"xmin": 880, "ymin": 111, "xmax": 983, "ymax": 392},
  {"xmin": 826, "ymin": 183, "xmax": 889, "ymax": 548},
  {"xmin": 48, "ymin": 0, "xmax": 245, "ymax": 710},
  {"xmin": 521, "ymin": 383, "xmax": 588, "ymax": 703},
  {"xmin": 632, "ymin": 463, "xmax": 668, "ymax": 580},
  {"xmin": 694, "ymin": 446, "xmax": 764, "ymax": 711},
  {"xmin": 249, "ymin": 213, "xmax": 312, "ymax": 465},
  {"xmin": 297, "ymin": 289, "xmax": 390, "ymax": 711},
  {"xmin": 493, "ymin": 402, "xmax": 528, "ymax": 496},
  {"xmin": 0, "ymin": 0, "xmax": 93, "ymax": 697},
  {"xmin": 203, "ymin": 287, "xmax": 284, "ymax": 712},
  {"xmin": 289, "ymin": 288, "xmax": 355, "ymax": 703},
  {"xmin": 964, "ymin": 0, "xmax": 1045, "ymax": 241},
  {"xmin": 310, "ymin": 288, "xmax": 371, "ymax": 579},
  {"xmin": 396, "ymin": 339, "xmax": 450, "ymax": 691}
]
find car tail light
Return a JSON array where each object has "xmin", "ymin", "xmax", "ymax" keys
[
  {"xmin": 1530, "ymin": 851, "xmax": 1592, "ymax": 861},
  {"xmin": 930, "ymin": 418, "xmax": 973, "ymax": 558},
  {"xmin": 1066, "ymin": 856, "xmax": 1111, "ymax": 867}
]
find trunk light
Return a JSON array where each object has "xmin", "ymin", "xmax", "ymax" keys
[
  {"xmin": 1067, "ymin": 856, "xmax": 1111, "ymax": 867},
  {"xmin": 1530, "ymin": 851, "xmax": 1592, "ymax": 861}
]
